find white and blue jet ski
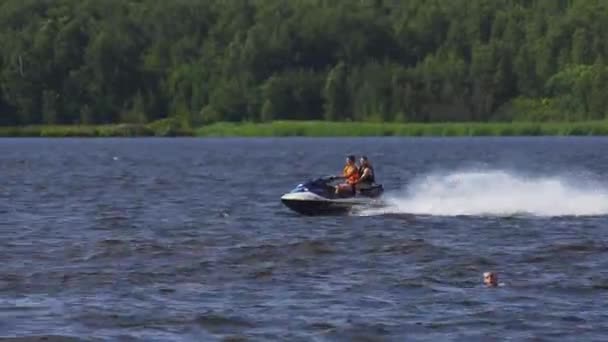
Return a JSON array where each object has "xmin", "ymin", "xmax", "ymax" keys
[{"xmin": 280, "ymin": 176, "xmax": 384, "ymax": 216}]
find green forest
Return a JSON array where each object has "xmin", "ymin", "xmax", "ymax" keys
[{"xmin": 1, "ymin": 0, "xmax": 608, "ymax": 128}]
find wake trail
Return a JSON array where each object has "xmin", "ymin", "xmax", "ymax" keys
[{"xmin": 360, "ymin": 169, "xmax": 608, "ymax": 217}]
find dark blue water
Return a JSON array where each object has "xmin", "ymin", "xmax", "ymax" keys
[{"xmin": 2, "ymin": 137, "xmax": 608, "ymax": 341}]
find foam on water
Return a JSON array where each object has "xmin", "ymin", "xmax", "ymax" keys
[{"xmin": 361, "ymin": 169, "xmax": 608, "ymax": 217}]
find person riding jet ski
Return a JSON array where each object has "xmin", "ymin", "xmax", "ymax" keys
[
  {"xmin": 335, "ymin": 155, "xmax": 360, "ymax": 196},
  {"xmin": 355, "ymin": 156, "xmax": 375, "ymax": 191}
]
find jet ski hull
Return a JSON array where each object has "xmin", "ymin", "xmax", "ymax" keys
[
  {"xmin": 281, "ymin": 198, "xmax": 353, "ymax": 216},
  {"xmin": 281, "ymin": 199, "xmax": 353, "ymax": 216},
  {"xmin": 280, "ymin": 192, "xmax": 373, "ymax": 216}
]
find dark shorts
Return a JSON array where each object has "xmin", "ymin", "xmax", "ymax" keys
[{"xmin": 355, "ymin": 183, "xmax": 373, "ymax": 190}]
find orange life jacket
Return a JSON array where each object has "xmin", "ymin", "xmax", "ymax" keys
[{"xmin": 343, "ymin": 164, "xmax": 359, "ymax": 184}]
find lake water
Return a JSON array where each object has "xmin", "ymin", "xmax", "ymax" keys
[{"xmin": 1, "ymin": 137, "xmax": 608, "ymax": 341}]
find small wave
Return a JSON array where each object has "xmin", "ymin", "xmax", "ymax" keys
[
  {"xmin": 522, "ymin": 240, "xmax": 608, "ymax": 263},
  {"xmin": 251, "ymin": 268, "xmax": 274, "ymax": 279},
  {"xmin": 545, "ymin": 241, "xmax": 608, "ymax": 253},
  {"xmin": 368, "ymin": 238, "xmax": 440, "ymax": 255},
  {"xmin": 360, "ymin": 169, "xmax": 608, "ymax": 217},
  {"xmin": 230, "ymin": 239, "xmax": 335, "ymax": 265},
  {"xmin": 0, "ymin": 336, "xmax": 85, "ymax": 342},
  {"xmin": 85, "ymin": 239, "xmax": 193, "ymax": 262},
  {"xmin": 309, "ymin": 321, "xmax": 336, "ymax": 331},
  {"xmin": 195, "ymin": 312, "xmax": 255, "ymax": 329}
]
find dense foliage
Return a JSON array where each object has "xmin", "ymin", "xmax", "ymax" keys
[{"xmin": 1, "ymin": 0, "xmax": 608, "ymax": 126}]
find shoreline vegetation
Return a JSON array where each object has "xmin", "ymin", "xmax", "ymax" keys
[
  {"xmin": 2, "ymin": 1, "xmax": 608, "ymax": 129},
  {"xmin": 2, "ymin": 120, "xmax": 608, "ymax": 137}
]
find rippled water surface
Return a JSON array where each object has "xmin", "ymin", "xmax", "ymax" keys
[{"xmin": 2, "ymin": 137, "xmax": 608, "ymax": 341}]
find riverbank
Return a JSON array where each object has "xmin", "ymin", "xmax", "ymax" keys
[
  {"xmin": 2, "ymin": 120, "xmax": 608, "ymax": 137},
  {"xmin": 198, "ymin": 121, "xmax": 608, "ymax": 137},
  {"xmin": 0, "ymin": 120, "xmax": 193, "ymax": 137}
]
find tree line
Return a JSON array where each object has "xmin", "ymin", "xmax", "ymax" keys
[{"xmin": 1, "ymin": 0, "xmax": 607, "ymax": 126}]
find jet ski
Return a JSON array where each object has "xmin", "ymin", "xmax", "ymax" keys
[{"xmin": 280, "ymin": 176, "xmax": 384, "ymax": 216}]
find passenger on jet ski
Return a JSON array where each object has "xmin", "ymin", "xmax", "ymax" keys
[
  {"xmin": 355, "ymin": 156, "xmax": 375, "ymax": 190},
  {"xmin": 335, "ymin": 155, "xmax": 360, "ymax": 196}
]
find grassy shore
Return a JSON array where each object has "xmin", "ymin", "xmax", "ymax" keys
[
  {"xmin": 196, "ymin": 120, "xmax": 608, "ymax": 137},
  {"xmin": 2, "ymin": 120, "xmax": 608, "ymax": 137},
  {"xmin": 0, "ymin": 120, "xmax": 193, "ymax": 137}
]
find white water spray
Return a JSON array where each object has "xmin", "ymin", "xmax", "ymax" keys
[{"xmin": 362, "ymin": 169, "xmax": 608, "ymax": 217}]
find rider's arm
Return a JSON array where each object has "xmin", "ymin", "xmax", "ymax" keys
[{"xmin": 357, "ymin": 168, "xmax": 371, "ymax": 182}]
